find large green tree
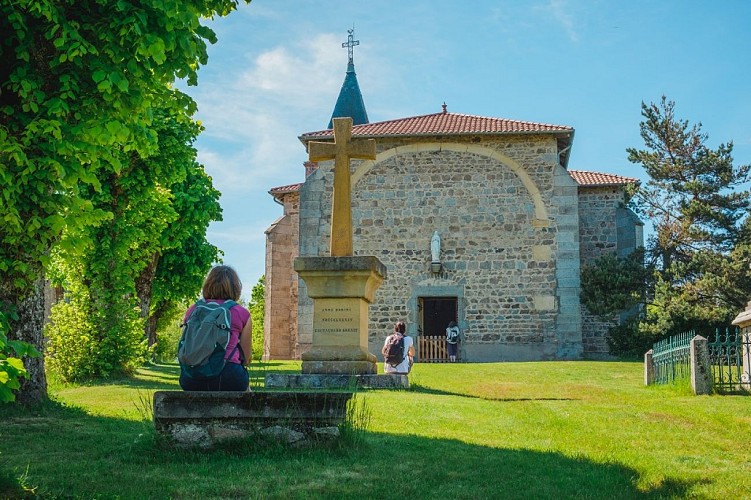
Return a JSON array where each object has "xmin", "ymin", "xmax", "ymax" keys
[
  {"xmin": 627, "ymin": 97, "xmax": 751, "ymax": 325},
  {"xmin": 1, "ymin": 0, "xmax": 247, "ymax": 400},
  {"xmin": 143, "ymin": 159, "xmax": 222, "ymax": 350},
  {"xmin": 628, "ymin": 97, "xmax": 750, "ymax": 265},
  {"xmin": 45, "ymin": 105, "xmax": 221, "ymax": 380}
]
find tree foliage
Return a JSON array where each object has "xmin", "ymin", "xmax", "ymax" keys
[
  {"xmin": 1, "ymin": 0, "xmax": 248, "ymax": 390},
  {"xmin": 628, "ymin": 97, "xmax": 751, "ymax": 324},
  {"xmin": 627, "ymin": 96, "xmax": 751, "ymax": 263},
  {"xmin": 1, "ymin": 0, "xmax": 238, "ymax": 295},
  {"xmin": 249, "ymin": 275, "xmax": 265, "ymax": 361},
  {"xmin": 581, "ymin": 249, "xmax": 650, "ymax": 317},
  {"xmin": 46, "ymin": 105, "xmax": 221, "ymax": 381},
  {"xmin": 145, "ymin": 159, "xmax": 222, "ymax": 350}
]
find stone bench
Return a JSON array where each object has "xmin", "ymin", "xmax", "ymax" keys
[{"xmin": 153, "ymin": 390, "xmax": 353, "ymax": 448}]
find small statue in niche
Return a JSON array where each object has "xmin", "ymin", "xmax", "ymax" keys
[{"xmin": 431, "ymin": 231, "xmax": 441, "ymax": 263}]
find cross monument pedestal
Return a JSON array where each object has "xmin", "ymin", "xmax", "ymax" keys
[{"xmin": 295, "ymin": 256, "xmax": 385, "ymax": 375}]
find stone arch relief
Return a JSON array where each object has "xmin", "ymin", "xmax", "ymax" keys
[{"xmin": 351, "ymin": 142, "xmax": 550, "ymax": 226}]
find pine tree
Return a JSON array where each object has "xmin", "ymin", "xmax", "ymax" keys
[{"xmin": 627, "ymin": 96, "xmax": 751, "ymax": 333}]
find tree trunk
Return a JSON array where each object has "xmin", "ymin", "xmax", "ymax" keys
[
  {"xmin": 7, "ymin": 277, "xmax": 48, "ymax": 404},
  {"xmin": 148, "ymin": 299, "xmax": 173, "ymax": 348},
  {"xmin": 135, "ymin": 253, "xmax": 160, "ymax": 347}
]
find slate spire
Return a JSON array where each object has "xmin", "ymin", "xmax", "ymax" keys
[{"xmin": 328, "ymin": 28, "xmax": 369, "ymax": 129}]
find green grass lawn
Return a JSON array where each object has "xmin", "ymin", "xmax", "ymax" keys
[{"xmin": 1, "ymin": 361, "xmax": 749, "ymax": 498}]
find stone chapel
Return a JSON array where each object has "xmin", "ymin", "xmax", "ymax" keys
[{"xmin": 264, "ymin": 33, "xmax": 642, "ymax": 362}]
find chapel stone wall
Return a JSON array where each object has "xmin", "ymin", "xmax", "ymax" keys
[
  {"xmin": 298, "ymin": 134, "xmax": 584, "ymax": 361},
  {"xmin": 578, "ymin": 186, "xmax": 624, "ymax": 264},
  {"xmin": 263, "ymin": 192, "xmax": 300, "ymax": 359},
  {"xmin": 551, "ymin": 166, "xmax": 584, "ymax": 359},
  {"xmin": 577, "ymin": 186, "xmax": 628, "ymax": 357}
]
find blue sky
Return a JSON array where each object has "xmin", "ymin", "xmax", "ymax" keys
[{"xmin": 181, "ymin": 0, "xmax": 751, "ymax": 298}]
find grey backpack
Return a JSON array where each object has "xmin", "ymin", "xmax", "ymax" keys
[{"xmin": 178, "ymin": 299, "xmax": 240, "ymax": 379}]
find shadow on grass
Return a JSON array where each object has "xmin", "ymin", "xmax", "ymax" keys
[
  {"xmin": 1, "ymin": 397, "xmax": 696, "ymax": 499},
  {"xmin": 47, "ymin": 363, "xmax": 182, "ymax": 392},
  {"xmin": 409, "ymin": 383, "xmax": 578, "ymax": 401}
]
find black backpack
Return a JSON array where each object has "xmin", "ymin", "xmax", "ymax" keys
[
  {"xmin": 178, "ymin": 299, "xmax": 242, "ymax": 379},
  {"xmin": 382, "ymin": 333, "xmax": 405, "ymax": 367}
]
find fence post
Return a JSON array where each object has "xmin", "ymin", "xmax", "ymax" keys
[
  {"xmin": 690, "ymin": 335, "xmax": 712, "ymax": 395},
  {"xmin": 644, "ymin": 349, "xmax": 654, "ymax": 385},
  {"xmin": 743, "ymin": 331, "xmax": 751, "ymax": 391}
]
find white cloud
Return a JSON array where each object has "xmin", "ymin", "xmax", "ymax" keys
[
  {"xmin": 548, "ymin": 0, "xmax": 579, "ymax": 43},
  {"xmin": 187, "ymin": 33, "xmax": 351, "ymax": 193},
  {"xmin": 242, "ymin": 35, "xmax": 342, "ymax": 103},
  {"xmin": 196, "ymin": 147, "xmax": 255, "ymax": 195}
]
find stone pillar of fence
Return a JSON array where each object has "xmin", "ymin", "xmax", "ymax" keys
[
  {"xmin": 743, "ymin": 331, "xmax": 751, "ymax": 391},
  {"xmin": 690, "ymin": 335, "xmax": 712, "ymax": 395},
  {"xmin": 644, "ymin": 349, "xmax": 654, "ymax": 386},
  {"xmin": 731, "ymin": 302, "xmax": 751, "ymax": 391}
]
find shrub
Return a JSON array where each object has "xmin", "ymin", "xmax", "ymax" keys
[
  {"xmin": 152, "ymin": 313, "xmax": 183, "ymax": 364},
  {"xmin": 46, "ymin": 294, "xmax": 147, "ymax": 382},
  {"xmin": 0, "ymin": 309, "xmax": 40, "ymax": 403},
  {"xmin": 249, "ymin": 276, "xmax": 265, "ymax": 361},
  {"xmin": 605, "ymin": 317, "xmax": 656, "ymax": 359},
  {"xmin": 45, "ymin": 299, "xmax": 99, "ymax": 381}
]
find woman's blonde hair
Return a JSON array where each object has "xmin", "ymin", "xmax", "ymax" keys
[{"xmin": 201, "ymin": 265, "xmax": 242, "ymax": 301}]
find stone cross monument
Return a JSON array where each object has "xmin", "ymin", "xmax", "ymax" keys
[{"xmin": 294, "ymin": 117, "xmax": 387, "ymax": 376}]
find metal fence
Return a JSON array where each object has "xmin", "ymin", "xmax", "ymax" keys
[
  {"xmin": 651, "ymin": 331, "xmax": 693, "ymax": 385},
  {"xmin": 707, "ymin": 328, "xmax": 748, "ymax": 394},
  {"xmin": 650, "ymin": 328, "xmax": 750, "ymax": 394}
]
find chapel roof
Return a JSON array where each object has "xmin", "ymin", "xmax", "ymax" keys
[
  {"xmin": 269, "ymin": 182, "xmax": 303, "ymax": 201},
  {"xmin": 328, "ymin": 62, "xmax": 369, "ymax": 129},
  {"xmin": 304, "ymin": 109, "xmax": 572, "ymax": 140},
  {"xmin": 568, "ymin": 170, "xmax": 640, "ymax": 187},
  {"xmin": 301, "ymin": 107, "xmax": 575, "ymax": 167}
]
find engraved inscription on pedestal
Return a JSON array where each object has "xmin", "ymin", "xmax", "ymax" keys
[
  {"xmin": 315, "ymin": 304, "xmax": 358, "ymax": 338},
  {"xmin": 307, "ymin": 296, "xmax": 370, "ymax": 360}
]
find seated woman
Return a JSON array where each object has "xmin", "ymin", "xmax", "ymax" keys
[
  {"xmin": 179, "ymin": 265, "xmax": 252, "ymax": 391},
  {"xmin": 382, "ymin": 321, "xmax": 415, "ymax": 375}
]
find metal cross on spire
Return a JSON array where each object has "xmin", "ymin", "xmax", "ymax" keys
[{"xmin": 342, "ymin": 27, "xmax": 359, "ymax": 64}]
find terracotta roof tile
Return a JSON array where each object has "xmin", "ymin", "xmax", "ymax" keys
[
  {"xmin": 569, "ymin": 170, "xmax": 639, "ymax": 187},
  {"xmin": 269, "ymin": 183, "xmax": 302, "ymax": 196},
  {"xmin": 300, "ymin": 111, "xmax": 573, "ymax": 140}
]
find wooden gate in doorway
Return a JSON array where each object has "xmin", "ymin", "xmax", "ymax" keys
[{"xmin": 417, "ymin": 297, "xmax": 458, "ymax": 362}]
